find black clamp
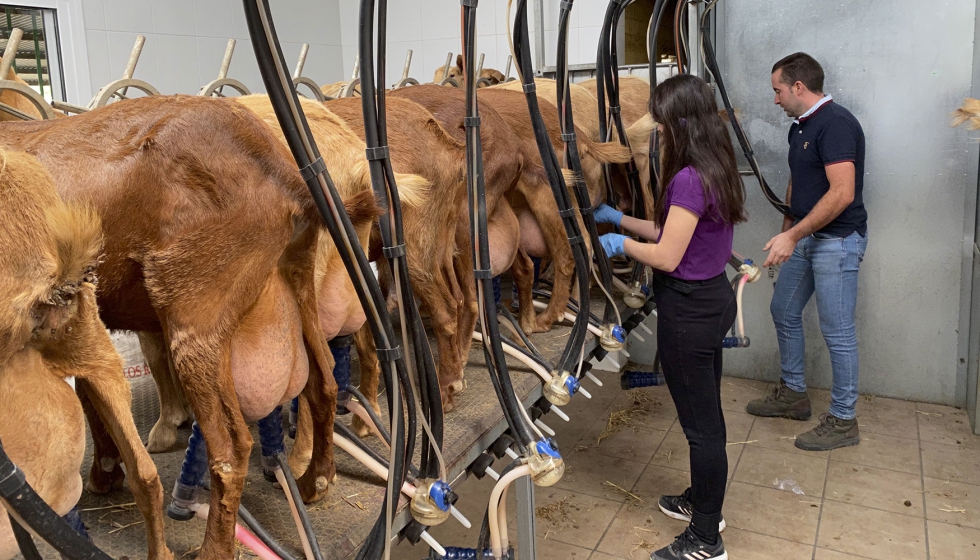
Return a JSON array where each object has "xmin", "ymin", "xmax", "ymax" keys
[
  {"xmin": 522, "ymin": 83, "xmax": 536, "ymax": 94},
  {"xmin": 460, "ymin": 0, "xmax": 478, "ymax": 6},
  {"xmin": 558, "ymin": 207, "xmax": 577, "ymax": 218},
  {"xmin": 383, "ymin": 244, "xmax": 407, "ymax": 259},
  {"xmin": 299, "ymin": 157, "xmax": 327, "ymax": 182},
  {"xmin": 474, "ymin": 269, "xmax": 493, "ymax": 280},
  {"xmin": 464, "ymin": 116, "xmax": 481, "ymax": 128},
  {"xmin": 579, "ymin": 205, "xmax": 594, "ymax": 215},
  {"xmin": 0, "ymin": 461, "xmax": 25, "ymax": 496},
  {"xmin": 561, "ymin": 132, "xmax": 576, "ymax": 142},
  {"xmin": 568, "ymin": 234, "xmax": 586, "ymax": 246},
  {"xmin": 609, "ymin": 105, "xmax": 621, "ymax": 114},
  {"xmin": 560, "ymin": 0, "xmax": 574, "ymax": 11},
  {"xmin": 365, "ymin": 146, "xmax": 389, "ymax": 161},
  {"xmin": 376, "ymin": 346, "xmax": 404, "ymax": 362}
]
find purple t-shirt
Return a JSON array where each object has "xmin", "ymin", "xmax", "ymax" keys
[{"xmin": 656, "ymin": 166, "xmax": 733, "ymax": 281}]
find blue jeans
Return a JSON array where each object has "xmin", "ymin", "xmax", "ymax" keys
[{"xmin": 770, "ymin": 231, "xmax": 868, "ymax": 420}]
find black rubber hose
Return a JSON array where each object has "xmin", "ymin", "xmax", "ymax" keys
[
  {"xmin": 699, "ymin": 4, "xmax": 792, "ymax": 217},
  {"xmin": 0, "ymin": 441, "xmax": 112, "ymax": 560},
  {"xmin": 274, "ymin": 454, "xmax": 324, "ymax": 560},
  {"xmin": 9, "ymin": 516, "xmax": 43, "ymax": 560},
  {"xmin": 347, "ymin": 385, "xmax": 392, "ymax": 445},
  {"xmin": 463, "ymin": 1, "xmax": 536, "ymax": 448},
  {"xmin": 241, "ymin": 2, "xmax": 409, "ymax": 558},
  {"xmin": 556, "ymin": 0, "xmax": 618, "ymax": 328},
  {"xmin": 496, "ymin": 304, "xmax": 550, "ymax": 367},
  {"xmin": 513, "ymin": 0, "xmax": 592, "ymax": 377},
  {"xmin": 646, "ymin": 0, "xmax": 669, "ymax": 191},
  {"xmin": 236, "ymin": 505, "xmax": 302, "ymax": 560}
]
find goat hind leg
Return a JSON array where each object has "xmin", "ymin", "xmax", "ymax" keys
[{"xmin": 141, "ymin": 330, "xmax": 190, "ymax": 453}]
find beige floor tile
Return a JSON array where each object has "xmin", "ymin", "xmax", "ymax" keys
[
  {"xmin": 853, "ymin": 400, "xmax": 919, "ymax": 440},
  {"xmin": 813, "ymin": 549, "xmax": 874, "ymax": 559},
  {"xmin": 555, "ymin": 447, "xmax": 647, "ymax": 502},
  {"xmin": 724, "ymin": 481, "xmax": 820, "ymax": 545},
  {"xmin": 927, "ymin": 520, "xmax": 980, "ymax": 559},
  {"xmin": 576, "ymin": 421, "xmax": 668, "ymax": 464},
  {"xmin": 916, "ymin": 404, "xmax": 980, "ymax": 449},
  {"xmin": 733, "ymin": 444, "xmax": 828, "ymax": 498},
  {"xmin": 923, "ymin": 477, "xmax": 980, "ymax": 530},
  {"xmin": 589, "ymin": 552, "xmax": 628, "ymax": 560},
  {"xmin": 857, "ymin": 394, "xmax": 917, "ymax": 410},
  {"xmin": 722, "ymin": 527, "xmax": 815, "ymax": 559},
  {"xmin": 921, "ymin": 442, "xmax": 980, "ymax": 486},
  {"xmin": 649, "ymin": 431, "xmax": 741, "ymax": 479},
  {"xmin": 532, "ymin": 539, "xmax": 594, "ymax": 560},
  {"xmin": 628, "ymin": 464, "xmax": 695, "ymax": 503},
  {"xmin": 816, "ymin": 500, "xmax": 927, "ymax": 559},
  {"xmin": 747, "ymin": 416, "xmax": 830, "ymax": 458},
  {"xmin": 594, "ymin": 500, "xmax": 686, "ymax": 558},
  {"xmin": 719, "ymin": 377, "xmax": 772, "ymax": 413},
  {"xmin": 830, "ymin": 433, "xmax": 922, "ymax": 475},
  {"xmin": 825, "ymin": 461, "xmax": 923, "ymax": 517},
  {"xmin": 668, "ymin": 410, "xmax": 756, "ymax": 444},
  {"xmin": 530, "ymin": 489, "xmax": 621, "ymax": 550}
]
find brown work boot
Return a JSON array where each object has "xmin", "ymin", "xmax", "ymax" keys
[
  {"xmin": 795, "ymin": 413, "xmax": 860, "ymax": 451},
  {"xmin": 745, "ymin": 380, "xmax": 812, "ymax": 420}
]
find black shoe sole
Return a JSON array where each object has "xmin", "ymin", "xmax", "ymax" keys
[
  {"xmin": 794, "ymin": 436, "xmax": 860, "ymax": 451},
  {"xmin": 745, "ymin": 408, "xmax": 812, "ymax": 421}
]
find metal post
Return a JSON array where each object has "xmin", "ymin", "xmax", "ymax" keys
[
  {"xmin": 0, "ymin": 27, "xmax": 23, "ymax": 80},
  {"xmin": 30, "ymin": 12, "xmax": 42, "ymax": 97},
  {"xmin": 218, "ymin": 39, "xmax": 236, "ymax": 80},
  {"xmin": 533, "ymin": 0, "xmax": 545, "ymax": 73},
  {"xmin": 122, "ymin": 36, "xmax": 145, "ymax": 80},
  {"xmin": 515, "ymin": 474, "xmax": 536, "ymax": 560},
  {"xmin": 687, "ymin": 1, "xmax": 701, "ymax": 79},
  {"xmin": 401, "ymin": 49, "xmax": 413, "ymax": 80},
  {"xmin": 293, "ymin": 43, "xmax": 309, "ymax": 80}
]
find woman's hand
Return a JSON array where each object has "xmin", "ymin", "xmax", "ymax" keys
[
  {"xmin": 593, "ymin": 203, "xmax": 624, "ymax": 226},
  {"xmin": 599, "ymin": 233, "xmax": 627, "ymax": 258}
]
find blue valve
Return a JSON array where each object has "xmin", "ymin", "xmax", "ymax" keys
[
  {"xmin": 743, "ymin": 258, "xmax": 754, "ymax": 266},
  {"xmin": 620, "ymin": 370, "xmax": 666, "ymax": 390},
  {"xmin": 428, "ymin": 479, "xmax": 452, "ymax": 512},
  {"xmin": 564, "ymin": 374, "xmax": 580, "ymax": 397},
  {"xmin": 611, "ymin": 324, "xmax": 626, "ymax": 343},
  {"xmin": 535, "ymin": 438, "xmax": 561, "ymax": 459},
  {"xmin": 641, "ymin": 284, "xmax": 650, "ymax": 295}
]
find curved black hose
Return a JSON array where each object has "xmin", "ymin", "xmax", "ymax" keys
[
  {"xmin": 512, "ymin": 0, "xmax": 591, "ymax": 377},
  {"xmin": 463, "ymin": 0, "xmax": 536, "ymax": 448},
  {"xmin": 496, "ymin": 304, "xmax": 550, "ymax": 367},
  {"xmin": 274, "ymin": 454, "xmax": 324, "ymax": 560},
  {"xmin": 699, "ymin": 3, "xmax": 791, "ymax": 217},
  {"xmin": 556, "ymin": 0, "xmax": 618, "ymax": 328},
  {"xmin": 236, "ymin": 505, "xmax": 302, "ymax": 560},
  {"xmin": 0, "ymin": 440, "xmax": 112, "ymax": 560},
  {"xmin": 348, "ymin": 385, "xmax": 392, "ymax": 445},
  {"xmin": 241, "ymin": 2, "xmax": 409, "ymax": 559},
  {"xmin": 9, "ymin": 516, "xmax": 43, "ymax": 560},
  {"xmin": 646, "ymin": 0, "xmax": 669, "ymax": 201}
]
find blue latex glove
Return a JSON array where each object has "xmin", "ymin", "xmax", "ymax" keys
[
  {"xmin": 599, "ymin": 233, "xmax": 627, "ymax": 258},
  {"xmin": 593, "ymin": 203, "xmax": 624, "ymax": 226}
]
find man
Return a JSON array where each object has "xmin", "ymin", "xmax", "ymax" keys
[{"xmin": 747, "ymin": 52, "xmax": 868, "ymax": 451}]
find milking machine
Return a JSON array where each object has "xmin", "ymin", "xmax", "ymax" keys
[{"xmin": 199, "ymin": 39, "xmax": 252, "ymax": 97}]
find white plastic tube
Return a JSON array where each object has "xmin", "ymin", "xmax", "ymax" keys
[
  {"xmin": 273, "ymin": 469, "xmax": 316, "ymax": 560},
  {"xmin": 534, "ymin": 419, "xmax": 555, "ymax": 436},
  {"xmin": 550, "ymin": 405, "xmax": 570, "ymax": 421},
  {"xmin": 489, "ymin": 466, "xmax": 532, "ymax": 558},
  {"xmin": 736, "ymin": 274, "xmax": 748, "ymax": 338},
  {"xmin": 584, "ymin": 370, "xmax": 603, "ymax": 386},
  {"xmin": 530, "ymin": 301, "xmax": 604, "ymax": 337},
  {"xmin": 472, "ymin": 331, "xmax": 552, "ymax": 382}
]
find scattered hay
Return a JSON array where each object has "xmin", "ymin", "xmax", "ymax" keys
[
  {"xmin": 597, "ymin": 399, "xmax": 652, "ymax": 446},
  {"xmin": 107, "ymin": 520, "xmax": 142, "ymax": 535},
  {"xmin": 536, "ymin": 496, "xmax": 577, "ymax": 537},
  {"xmin": 940, "ymin": 504, "xmax": 967, "ymax": 514},
  {"xmin": 625, "ymin": 388, "xmax": 655, "ymax": 407},
  {"xmin": 604, "ymin": 480, "xmax": 645, "ymax": 505}
]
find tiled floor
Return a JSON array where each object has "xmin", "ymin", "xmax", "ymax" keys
[{"xmin": 392, "ymin": 377, "xmax": 980, "ymax": 559}]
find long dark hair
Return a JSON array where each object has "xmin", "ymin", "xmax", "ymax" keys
[{"xmin": 650, "ymin": 74, "xmax": 747, "ymax": 227}]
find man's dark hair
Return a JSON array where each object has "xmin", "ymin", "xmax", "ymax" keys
[{"xmin": 772, "ymin": 52, "xmax": 824, "ymax": 93}]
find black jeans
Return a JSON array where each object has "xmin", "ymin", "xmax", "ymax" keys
[{"xmin": 653, "ymin": 272, "xmax": 737, "ymax": 541}]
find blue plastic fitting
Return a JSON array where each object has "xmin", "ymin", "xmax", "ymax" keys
[
  {"xmin": 428, "ymin": 479, "xmax": 452, "ymax": 512},
  {"xmin": 530, "ymin": 256, "xmax": 542, "ymax": 285},
  {"xmin": 611, "ymin": 324, "xmax": 626, "ymax": 343},
  {"xmin": 330, "ymin": 334, "xmax": 353, "ymax": 415},
  {"xmin": 62, "ymin": 505, "xmax": 90, "ymax": 540},
  {"xmin": 169, "ymin": 421, "xmax": 208, "ymax": 521},
  {"xmin": 620, "ymin": 370, "xmax": 666, "ymax": 390},
  {"xmin": 723, "ymin": 336, "xmax": 750, "ymax": 348},
  {"xmin": 437, "ymin": 546, "xmax": 514, "ymax": 559},
  {"xmin": 563, "ymin": 374, "xmax": 580, "ymax": 397},
  {"xmin": 535, "ymin": 438, "xmax": 561, "ymax": 459},
  {"xmin": 641, "ymin": 284, "xmax": 650, "ymax": 295},
  {"xmin": 257, "ymin": 406, "xmax": 286, "ymax": 458},
  {"xmin": 492, "ymin": 275, "xmax": 502, "ymax": 306},
  {"xmin": 288, "ymin": 397, "xmax": 299, "ymax": 439},
  {"xmin": 743, "ymin": 258, "xmax": 754, "ymax": 266}
]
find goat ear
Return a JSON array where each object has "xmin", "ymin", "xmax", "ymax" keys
[{"xmin": 455, "ymin": 54, "xmax": 464, "ymax": 70}]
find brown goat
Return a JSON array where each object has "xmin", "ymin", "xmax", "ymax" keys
[
  {"xmin": 0, "ymin": 149, "xmax": 170, "ymax": 560},
  {"xmin": 433, "ymin": 54, "xmax": 506, "ymax": 86},
  {"xmin": 0, "ymin": 95, "xmax": 363, "ymax": 559},
  {"xmin": 330, "ymin": 90, "xmax": 535, "ymax": 418},
  {"xmin": 474, "ymin": 87, "xmax": 633, "ymax": 331}
]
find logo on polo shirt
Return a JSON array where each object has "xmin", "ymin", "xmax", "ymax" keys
[{"xmin": 803, "ymin": 142, "xmax": 809, "ymax": 149}]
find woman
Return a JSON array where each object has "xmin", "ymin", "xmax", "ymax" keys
[{"xmin": 597, "ymin": 74, "xmax": 746, "ymax": 560}]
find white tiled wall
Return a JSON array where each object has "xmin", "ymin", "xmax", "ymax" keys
[
  {"xmin": 337, "ymin": 0, "xmax": 615, "ymax": 88},
  {"xmin": 77, "ymin": 0, "xmax": 344, "ymax": 102}
]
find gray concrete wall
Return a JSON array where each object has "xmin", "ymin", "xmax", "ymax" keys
[{"xmin": 719, "ymin": 0, "xmax": 976, "ymax": 406}]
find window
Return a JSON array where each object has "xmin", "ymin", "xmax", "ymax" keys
[
  {"xmin": 0, "ymin": 4, "xmax": 64, "ymax": 103},
  {"xmin": 623, "ymin": 0, "xmax": 678, "ymax": 66}
]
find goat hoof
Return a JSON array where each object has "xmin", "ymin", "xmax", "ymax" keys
[
  {"xmin": 146, "ymin": 422, "xmax": 178, "ymax": 453},
  {"xmin": 350, "ymin": 415, "xmax": 372, "ymax": 439},
  {"xmin": 86, "ymin": 462, "xmax": 125, "ymax": 495}
]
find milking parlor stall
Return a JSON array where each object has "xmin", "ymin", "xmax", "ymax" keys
[{"xmin": 1, "ymin": 0, "xmax": 980, "ymax": 559}]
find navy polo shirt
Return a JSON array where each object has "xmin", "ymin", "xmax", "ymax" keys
[{"xmin": 787, "ymin": 100, "xmax": 867, "ymax": 237}]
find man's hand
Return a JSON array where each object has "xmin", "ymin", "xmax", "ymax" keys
[{"xmin": 763, "ymin": 231, "xmax": 798, "ymax": 266}]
